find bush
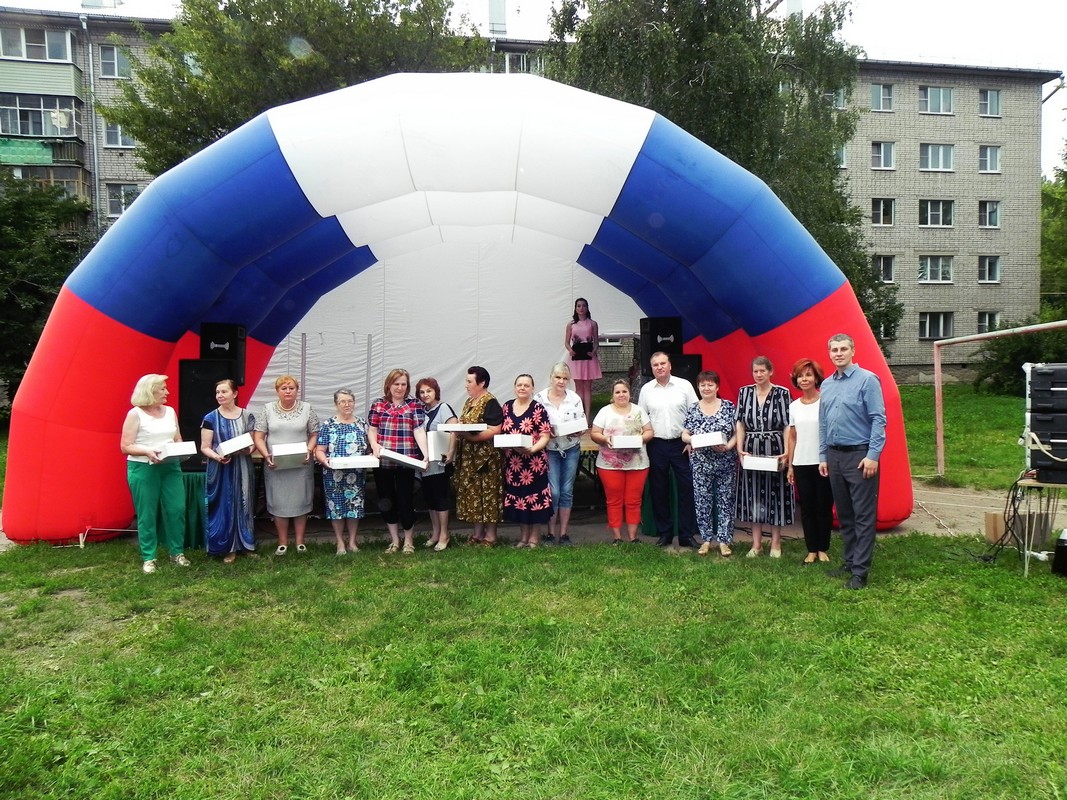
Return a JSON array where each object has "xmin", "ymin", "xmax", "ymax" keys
[{"xmin": 972, "ymin": 310, "xmax": 1067, "ymax": 395}]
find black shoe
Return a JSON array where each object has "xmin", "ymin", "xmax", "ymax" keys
[
  {"xmin": 542, "ymin": 533, "xmax": 555, "ymax": 545},
  {"xmin": 826, "ymin": 565, "xmax": 850, "ymax": 578},
  {"xmin": 677, "ymin": 538, "xmax": 696, "ymax": 549},
  {"xmin": 656, "ymin": 536, "xmax": 673, "ymax": 547},
  {"xmin": 559, "ymin": 535, "xmax": 574, "ymax": 547},
  {"xmin": 845, "ymin": 575, "xmax": 868, "ymax": 590}
]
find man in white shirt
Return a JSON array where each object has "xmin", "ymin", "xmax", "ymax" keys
[{"xmin": 638, "ymin": 351, "xmax": 699, "ymax": 547}]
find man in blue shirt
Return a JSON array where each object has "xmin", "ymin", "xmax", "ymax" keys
[{"xmin": 818, "ymin": 334, "xmax": 887, "ymax": 589}]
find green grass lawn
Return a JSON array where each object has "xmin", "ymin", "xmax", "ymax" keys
[{"xmin": 1, "ymin": 536, "xmax": 1065, "ymax": 799}]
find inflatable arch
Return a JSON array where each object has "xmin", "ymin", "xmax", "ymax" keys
[{"xmin": 2, "ymin": 73, "xmax": 912, "ymax": 543}]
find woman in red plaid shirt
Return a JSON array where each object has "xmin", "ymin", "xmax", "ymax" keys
[{"xmin": 368, "ymin": 369, "xmax": 428, "ymax": 554}]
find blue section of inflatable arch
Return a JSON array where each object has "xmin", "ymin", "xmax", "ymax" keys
[{"xmin": 592, "ymin": 116, "xmax": 846, "ymax": 341}]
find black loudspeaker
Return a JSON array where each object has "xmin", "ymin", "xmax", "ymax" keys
[
  {"xmin": 178, "ymin": 359, "xmax": 237, "ymax": 465},
  {"xmin": 199, "ymin": 322, "xmax": 246, "ymax": 384},
  {"xmin": 639, "ymin": 317, "xmax": 683, "ymax": 376},
  {"xmin": 671, "ymin": 353, "xmax": 704, "ymax": 391}
]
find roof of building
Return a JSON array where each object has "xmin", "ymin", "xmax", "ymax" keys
[{"xmin": 860, "ymin": 58, "xmax": 1063, "ymax": 84}]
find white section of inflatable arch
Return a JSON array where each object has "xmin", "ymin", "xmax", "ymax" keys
[{"xmin": 250, "ymin": 74, "xmax": 652, "ymax": 411}]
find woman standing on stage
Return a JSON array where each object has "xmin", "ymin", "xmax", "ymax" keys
[{"xmin": 564, "ymin": 297, "xmax": 602, "ymax": 415}]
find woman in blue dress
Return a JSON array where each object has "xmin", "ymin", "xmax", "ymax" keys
[
  {"xmin": 199, "ymin": 379, "xmax": 257, "ymax": 563},
  {"xmin": 314, "ymin": 388, "xmax": 371, "ymax": 555},
  {"xmin": 682, "ymin": 371, "xmax": 738, "ymax": 557}
]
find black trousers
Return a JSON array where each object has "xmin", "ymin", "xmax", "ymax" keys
[
  {"xmin": 792, "ymin": 464, "xmax": 834, "ymax": 553},
  {"xmin": 646, "ymin": 437, "xmax": 697, "ymax": 542},
  {"xmin": 825, "ymin": 449, "xmax": 879, "ymax": 579},
  {"xmin": 375, "ymin": 467, "xmax": 416, "ymax": 530}
]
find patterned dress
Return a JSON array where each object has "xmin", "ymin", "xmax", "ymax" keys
[
  {"xmin": 255, "ymin": 401, "xmax": 320, "ymax": 517},
  {"xmin": 201, "ymin": 408, "xmax": 257, "ymax": 556},
  {"xmin": 501, "ymin": 400, "xmax": 553, "ymax": 524},
  {"xmin": 735, "ymin": 384, "xmax": 795, "ymax": 526},
  {"xmin": 316, "ymin": 416, "xmax": 370, "ymax": 520},
  {"xmin": 683, "ymin": 399, "xmax": 737, "ymax": 544},
  {"xmin": 454, "ymin": 392, "xmax": 504, "ymax": 524}
]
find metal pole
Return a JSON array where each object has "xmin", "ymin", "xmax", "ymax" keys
[{"xmin": 934, "ymin": 340, "xmax": 945, "ymax": 476}]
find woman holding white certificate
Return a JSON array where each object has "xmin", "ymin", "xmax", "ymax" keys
[
  {"xmin": 681, "ymin": 371, "xmax": 738, "ymax": 557},
  {"xmin": 501, "ymin": 374, "xmax": 553, "ymax": 548},
  {"xmin": 533, "ymin": 362, "xmax": 585, "ymax": 545},
  {"xmin": 416, "ymin": 376, "xmax": 458, "ymax": 552},
  {"xmin": 368, "ymin": 368, "xmax": 428, "ymax": 555},
  {"xmin": 590, "ymin": 379, "xmax": 653, "ymax": 545},
  {"xmin": 452, "ymin": 365, "xmax": 504, "ymax": 546},
  {"xmin": 199, "ymin": 378, "xmax": 256, "ymax": 563},
  {"xmin": 314, "ymin": 388, "xmax": 371, "ymax": 555}
]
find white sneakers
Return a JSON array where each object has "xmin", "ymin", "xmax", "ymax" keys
[{"xmin": 142, "ymin": 559, "xmax": 157, "ymax": 574}]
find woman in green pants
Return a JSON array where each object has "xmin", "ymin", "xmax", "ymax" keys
[{"xmin": 120, "ymin": 374, "xmax": 190, "ymax": 574}]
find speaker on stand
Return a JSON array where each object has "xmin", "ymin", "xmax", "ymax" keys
[
  {"xmin": 639, "ymin": 317, "xmax": 683, "ymax": 377},
  {"xmin": 199, "ymin": 322, "xmax": 246, "ymax": 385}
]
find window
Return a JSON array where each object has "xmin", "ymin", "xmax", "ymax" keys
[
  {"xmin": 100, "ymin": 45, "xmax": 131, "ymax": 79},
  {"xmin": 870, "ymin": 83, "xmax": 893, "ymax": 111},
  {"xmin": 919, "ymin": 200, "xmax": 954, "ymax": 227},
  {"xmin": 920, "ymin": 143, "xmax": 954, "ymax": 171},
  {"xmin": 874, "ymin": 255, "xmax": 895, "ymax": 283},
  {"xmin": 978, "ymin": 255, "xmax": 1001, "ymax": 283},
  {"xmin": 919, "ymin": 312, "xmax": 954, "ymax": 340},
  {"xmin": 871, "ymin": 141, "xmax": 895, "ymax": 169},
  {"xmin": 104, "ymin": 122, "xmax": 135, "ymax": 148},
  {"xmin": 919, "ymin": 85, "xmax": 953, "ymax": 114},
  {"xmin": 828, "ymin": 88, "xmax": 846, "ymax": 109},
  {"xmin": 979, "ymin": 145, "xmax": 1001, "ymax": 173},
  {"xmin": 879, "ymin": 319, "xmax": 898, "ymax": 340},
  {"xmin": 0, "ymin": 27, "xmax": 70, "ymax": 61},
  {"xmin": 979, "ymin": 89, "xmax": 1001, "ymax": 117},
  {"xmin": 835, "ymin": 145, "xmax": 846, "ymax": 168},
  {"xmin": 978, "ymin": 200, "xmax": 1000, "ymax": 228},
  {"xmin": 919, "ymin": 256, "xmax": 954, "ymax": 282},
  {"xmin": 15, "ymin": 165, "xmax": 89, "ymax": 198},
  {"xmin": 977, "ymin": 311, "xmax": 1000, "ymax": 334},
  {"xmin": 107, "ymin": 183, "xmax": 139, "ymax": 217},
  {"xmin": 871, "ymin": 198, "xmax": 895, "ymax": 226},
  {"xmin": 0, "ymin": 94, "xmax": 81, "ymax": 137}
]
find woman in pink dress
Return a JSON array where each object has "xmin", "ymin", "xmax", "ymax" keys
[{"xmin": 564, "ymin": 297, "xmax": 602, "ymax": 415}]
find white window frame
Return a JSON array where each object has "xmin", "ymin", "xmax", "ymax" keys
[
  {"xmin": 919, "ymin": 143, "xmax": 954, "ymax": 171},
  {"xmin": 870, "ymin": 83, "xmax": 893, "ymax": 112},
  {"xmin": 919, "ymin": 255, "xmax": 954, "ymax": 283},
  {"xmin": 977, "ymin": 311, "xmax": 1000, "ymax": 334},
  {"xmin": 919, "ymin": 200, "xmax": 954, "ymax": 227},
  {"xmin": 870, "ymin": 141, "xmax": 895, "ymax": 170},
  {"xmin": 100, "ymin": 44, "xmax": 131, "ymax": 79},
  {"xmin": 871, "ymin": 198, "xmax": 895, "ymax": 226},
  {"xmin": 107, "ymin": 183, "xmax": 139, "ymax": 217},
  {"xmin": 874, "ymin": 255, "xmax": 895, "ymax": 283},
  {"xmin": 919, "ymin": 85, "xmax": 954, "ymax": 114},
  {"xmin": 919, "ymin": 312, "xmax": 954, "ymax": 340},
  {"xmin": 835, "ymin": 145, "xmax": 846, "ymax": 169},
  {"xmin": 978, "ymin": 200, "xmax": 1000, "ymax": 228},
  {"xmin": 979, "ymin": 89, "xmax": 1001, "ymax": 117},
  {"xmin": 104, "ymin": 122, "xmax": 135, "ymax": 148},
  {"xmin": 978, "ymin": 255, "xmax": 1001, "ymax": 283},
  {"xmin": 0, "ymin": 27, "xmax": 71, "ymax": 62},
  {"xmin": 978, "ymin": 145, "xmax": 1001, "ymax": 173}
]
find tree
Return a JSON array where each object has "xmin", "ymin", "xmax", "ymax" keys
[
  {"xmin": 544, "ymin": 0, "xmax": 902, "ymax": 347},
  {"xmin": 102, "ymin": 0, "xmax": 486, "ymax": 174},
  {"xmin": 0, "ymin": 173, "xmax": 96, "ymax": 399},
  {"xmin": 1041, "ymin": 151, "xmax": 1067, "ymax": 317}
]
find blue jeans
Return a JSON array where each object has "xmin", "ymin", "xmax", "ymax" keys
[{"xmin": 547, "ymin": 446, "xmax": 580, "ymax": 515}]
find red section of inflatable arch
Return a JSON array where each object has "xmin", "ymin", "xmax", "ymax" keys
[
  {"xmin": 2, "ymin": 288, "xmax": 280, "ymax": 544},
  {"xmin": 683, "ymin": 283, "xmax": 912, "ymax": 530}
]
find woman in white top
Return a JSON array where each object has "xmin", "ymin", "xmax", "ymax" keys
[
  {"xmin": 119, "ymin": 373, "xmax": 190, "ymax": 574},
  {"xmin": 533, "ymin": 362, "xmax": 586, "ymax": 545},
  {"xmin": 590, "ymin": 379, "xmax": 654, "ymax": 544},
  {"xmin": 785, "ymin": 358, "xmax": 834, "ymax": 564}
]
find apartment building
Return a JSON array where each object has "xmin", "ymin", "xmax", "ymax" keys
[
  {"xmin": 846, "ymin": 60, "xmax": 1061, "ymax": 369},
  {"xmin": 0, "ymin": 2, "xmax": 168, "ymax": 227}
]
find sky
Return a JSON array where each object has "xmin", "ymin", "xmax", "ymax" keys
[{"xmin": 8, "ymin": 0, "xmax": 1065, "ymax": 174}]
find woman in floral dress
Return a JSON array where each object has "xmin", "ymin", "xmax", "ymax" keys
[
  {"xmin": 451, "ymin": 366, "xmax": 505, "ymax": 545},
  {"xmin": 682, "ymin": 371, "xmax": 738, "ymax": 558},
  {"xmin": 501, "ymin": 373, "xmax": 553, "ymax": 548},
  {"xmin": 314, "ymin": 388, "xmax": 370, "ymax": 555}
]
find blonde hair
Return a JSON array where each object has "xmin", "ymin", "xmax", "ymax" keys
[
  {"xmin": 382, "ymin": 368, "xmax": 411, "ymax": 399},
  {"xmin": 274, "ymin": 374, "xmax": 300, "ymax": 391},
  {"xmin": 130, "ymin": 374, "xmax": 167, "ymax": 407}
]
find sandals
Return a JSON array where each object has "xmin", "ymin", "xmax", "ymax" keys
[
  {"xmin": 274, "ymin": 545, "xmax": 288, "ymax": 556},
  {"xmin": 719, "ymin": 544, "xmax": 733, "ymax": 558},
  {"xmin": 296, "ymin": 544, "xmax": 308, "ymax": 554},
  {"xmin": 697, "ymin": 542, "xmax": 712, "ymax": 556},
  {"xmin": 385, "ymin": 543, "xmax": 400, "ymax": 554},
  {"xmin": 223, "ymin": 553, "xmax": 237, "ymax": 564},
  {"xmin": 402, "ymin": 543, "xmax": 416, "ymax": 555}
]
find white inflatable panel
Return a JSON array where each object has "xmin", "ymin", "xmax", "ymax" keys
[
  {"xmin": 335, "ymin": 193, "xmax": 432, "ymax": 246},
  {"xmin": 426, "ymin": 191, "xmax": 517, "ymax": 227}
]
